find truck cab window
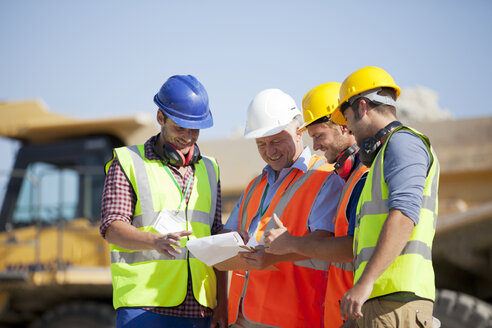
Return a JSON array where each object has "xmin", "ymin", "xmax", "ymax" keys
[{"xmin": 14, "ymin": 162, "xmax": 79, "ymax": 225}]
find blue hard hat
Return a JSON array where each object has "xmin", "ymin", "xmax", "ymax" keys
[{"xmin": 154, "ymin": 75, "xmax": 213, "ymax": 129}]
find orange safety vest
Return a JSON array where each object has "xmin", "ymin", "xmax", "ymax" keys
[
  {"xmin": 229, "ymin": 155, "xmax": 333, "ymax": 328},
  {"xmin": 324, "ymin": 162, "xmax": 368, "ymax": 327}
]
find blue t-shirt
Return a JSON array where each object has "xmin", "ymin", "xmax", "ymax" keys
[
  {"xmin": 340, "ymin": 153, "xmax": 366, "ymax": 236},
  {"xmin": 383, "ymin": 130, "xmax": 430, "ymax": 225},
  {"xmin": 346, "ymin": 175, "xmax": 366, "ymax": 236}
]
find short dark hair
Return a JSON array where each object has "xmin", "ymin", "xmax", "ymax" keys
[{"xmin": 379, "ymin": 87, "xmax": 397, "ymax": 101}]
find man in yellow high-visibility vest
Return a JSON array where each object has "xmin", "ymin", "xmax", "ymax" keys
[
  {"xmin": 333, "ymin": 67, "xmax": 440, "ymax": 328},
  {"xmin": 100, "ymin": 75, "xmax": 227, "ymax": 328}
]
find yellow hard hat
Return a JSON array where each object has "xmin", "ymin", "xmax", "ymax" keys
[
  {"xmin": 299, "ymin": 82, "xmax": 341, "ymax": 132},
  {"xmin": 331, "ymin": 66, "xmax": 401, "ymax": 125}
]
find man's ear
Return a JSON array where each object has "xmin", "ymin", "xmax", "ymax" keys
[
  {"xmin": 156, "ymin": 110, "xmax": 165, "ymax": 126},
  {"xmin": 359, "ymin": 98, "xmax": 371, "ymax": 115},
  {"xmin": 339, "ymin": 124, "xmax": 350, "ymax": 135},
  {"xmin": 358, "ymin": 99, "xmax": 370, "ymax": 117}
]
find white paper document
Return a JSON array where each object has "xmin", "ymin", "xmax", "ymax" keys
[
  {"xmin": 153, "ymin": 210, "xmax": 186, "ymax": 235},
  {"xmin": 186, "ymin": 231, "xmax": 255, "ymax": 266}
]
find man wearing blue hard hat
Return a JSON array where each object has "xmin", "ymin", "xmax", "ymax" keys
[{"xmin": 100, "ymin": 75, "xmax": 227, "ymax": 328}]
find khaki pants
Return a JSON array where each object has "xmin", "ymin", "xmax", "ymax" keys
[{"xmin": 357, "ymin": 299, "xmax": 435, "ymax": 328}]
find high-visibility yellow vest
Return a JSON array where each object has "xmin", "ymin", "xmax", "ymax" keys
[
  {"xmin": 106, "ymin": 145, "xmax": 219, "ymax": 309},
  {"xmin": 354, "ymin": 127, "xmax": 439, "ymax": 301}
]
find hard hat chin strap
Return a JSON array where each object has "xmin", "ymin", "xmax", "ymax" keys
[{"xmin": 349, "ymin": 88, "xmax": 397, "ymax": 108}]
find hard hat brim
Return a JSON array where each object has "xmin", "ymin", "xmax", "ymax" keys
[
  {"xmin": 244, "ymin": 123, "xmax": 290, "ymax": 139},
  {"xmin": 159, "ymin": 107, "xmax": 214, "ymax": 129},
  {"xmin": 298, "ymin": 122, "xmax": 309, "ymax": 133},
  {"xmin": 154, "ymin": 91, "xmax": 214, "ymax": 129},
  {"xmin": 331, "ymin": 107, "xmax": 347, "ymax": 125}
]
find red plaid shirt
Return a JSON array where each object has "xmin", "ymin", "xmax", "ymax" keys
[{"xmin": 100, "ymin": 135, "xmax": 223, "ymax": 317}]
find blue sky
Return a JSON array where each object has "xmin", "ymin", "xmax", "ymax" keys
[{"xmin": 1, "ymin": 0, "xmax": 491, "ymax": 174}]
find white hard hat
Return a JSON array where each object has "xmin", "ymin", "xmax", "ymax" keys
[{"xmin": 244, "ymin": 88, "xmax": 302, "ymax": 139}]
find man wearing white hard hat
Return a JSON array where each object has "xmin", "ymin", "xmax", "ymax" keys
[{"xmin": 222, "ymin": 89, "xmax": 344, "ymax": 328}]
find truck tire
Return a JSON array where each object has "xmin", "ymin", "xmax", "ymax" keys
[
  {"xmin": 434, "ymin": 289, "xmax": 492, "ymax": 328},
  {"xmin": 29, "ymin": 301, "xmax": 114, "ymax": 328}
]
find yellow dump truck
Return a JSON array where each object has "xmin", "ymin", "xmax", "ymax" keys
[{"xmin": 0, "ymin": 100, "xmax": 156, "ymax": 327}]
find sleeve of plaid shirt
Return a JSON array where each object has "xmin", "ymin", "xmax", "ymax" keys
[{"xmin": 99, "ymin": 158, "xmax": 223, "ymax": 238}]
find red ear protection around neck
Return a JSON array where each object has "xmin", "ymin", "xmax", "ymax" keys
[
  {"xmin": 334, "ymin": 144, "xmax": 359, "ymax": 180},
  {"xmin": 162, "ymin": 143, "xmax": 201, "ymax": 167},
  {"xmin": 183, "ymin": 144, "xmax": 196, "ymax": 166}
]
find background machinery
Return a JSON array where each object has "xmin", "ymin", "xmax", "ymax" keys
[
  {"xmin": 0, "ymin": 100, "xmax": 491, "ymax": 327},
  {"xmin": 0, "ymin": 100, "xmax": 156, "ymax": 327}
]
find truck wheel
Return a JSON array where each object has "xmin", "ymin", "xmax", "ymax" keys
[
  {"xmin": 434, "ymin": 289, "xmax": 492, "ymax": 328},
  {"xmin": 29, "ymin": 301, "xmax": 114, "ymax": 328}
]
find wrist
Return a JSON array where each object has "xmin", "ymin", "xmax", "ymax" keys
[
  {"xmin": 216, "ymin": 298, "xmax": 228, "ymax": 307},
  {"xmin": 146, "ymin": 231, "xmax": 160, "ymax": 249},
  {"xmin": 288, "ymin": 236, "xmax": 303, "ymax": 254},
  {"xmin": 357, "ymin": 272, "xmax": 377, "ymax": 288}
]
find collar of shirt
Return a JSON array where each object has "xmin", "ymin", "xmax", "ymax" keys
[
  {"xmin": 262, "ymin": 146, "xmax": 312, "ymax": 186},
  {"xmin": 144, "ymin": 135, "xmax": 161, "ymax": 161}
]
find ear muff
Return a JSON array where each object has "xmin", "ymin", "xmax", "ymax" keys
[
  {"xmin": 359, "ymin": 121, "xmax": 402, "ymax": 167},
  {"xmin": 334, "ymin": 144, "xmax": 359, "ymax": 179},
  {"xmin": 162, "ymin": 143, "xmax": 202, "ymax": 167}
]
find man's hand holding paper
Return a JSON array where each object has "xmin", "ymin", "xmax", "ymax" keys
[{"xmin": 186, "ymin": 231, "xmax": 255, "ymax": 266}]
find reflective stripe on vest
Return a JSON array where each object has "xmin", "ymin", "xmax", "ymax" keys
[
  {"xmin": 271, "ymin": 157, "xmax": 332, "ymax": 272},
  {"xmin": 355, "ymin": 240, "xmax": 433, "ymax": 272},
  {"xmin": 354, "ymin": 127, "xmax": 439, "ymax": 301},
  {"xmin": 257, "ymin": 157, "xmax": 327, "ymax": 247},
  {"xmin": 329, "ymin": 261, "xmax": 354, "ymax": 271},
  {"xmin": 229, "ymin": 156, "xmax": 333, "ymax": 328},
  {"xmin": 122, "ymin": 145, "xmax": 217, "ymax": 228},
  {"xmin": 334, "ymin": 162, "xmax": 369, "ymax": 228},
  {"xmin": 329, "ymin": 162, "xmax": 367, "ymax": 274},
  {"xmin": 239, "ymin": 175, "xmax": 262, "ymax": 232},
  {"xmin": 273, "ymin": 158, "xmax": 330, "ymax": 271},
  {"xmin": 107, "ymin": 144, "xmax": 218, "ymax": 309},
  {"xmin": 324, "ymin": 161, "xmax": 367, "ymax": 328}
]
